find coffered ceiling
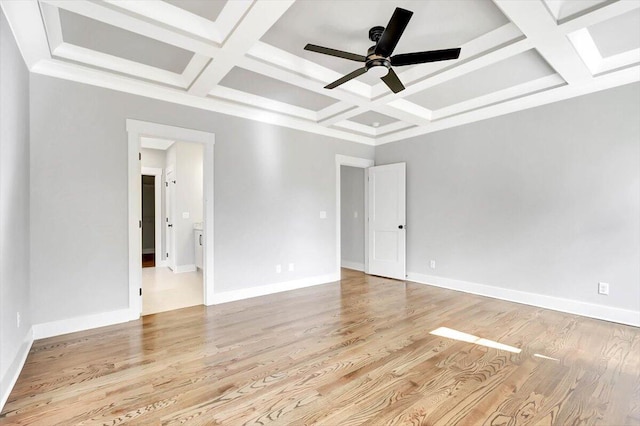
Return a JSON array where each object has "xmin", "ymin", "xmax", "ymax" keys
[{"xmin": 2, "ymin": 0, "xmax": 639, "ymax": 145}]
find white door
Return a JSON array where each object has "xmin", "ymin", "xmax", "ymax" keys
[
  {"xmin": 368, "ymin": 163, "xmax": 406, "ymax": 280},
  {"xmin": 166, "ymin": 169, "xmax": 176, "ymax": 271}
]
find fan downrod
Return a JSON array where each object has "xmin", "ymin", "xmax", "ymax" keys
[{"xmin": 368, "ymin": 26, "xmax": 385, "ymax": 43}]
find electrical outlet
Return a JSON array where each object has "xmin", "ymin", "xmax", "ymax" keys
[
  {"xmin": 16, "ymin": 312, "xmax": 20, "ymax": 328},
  {"xmin": 430, "ymin": 260, "xmax": 436, "ymax": 269},
  {"xmin": 598, "ymin": 282, "xmax": 609, "ymax": 295},
  {"xmin": 275, "ymin": 264, "xmax": 282, "ymax": 273},
  {"xmin": 288, "ymin": 263, "xmax": 295, "ymax": 272}
]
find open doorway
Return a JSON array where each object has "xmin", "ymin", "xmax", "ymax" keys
[
  {"xmin": 140, "ymin": 141, "xmax": 204, "ymax": 315},
  {"xmin": 141, "ymin": 175, "xmax": 156, "ymax": 267},
  {"xmin": 335, "ymin": 155, "xmax": 374, "ymax": 278},
  {"xmin": 340, "ymin": 166, "xmax": 366, "ymax": 271},
  {"xmin": 127, "ymin": 119, "xmax": 215, "ymax": 320}
]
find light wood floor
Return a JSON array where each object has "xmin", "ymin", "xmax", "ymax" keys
[
  {"xmin": 142, "ymin": 266, "xmax": 203, "ymax": 316},
  {"xmin": 2, "ymin": 269, "xmax": 639, "ymax": 425}
]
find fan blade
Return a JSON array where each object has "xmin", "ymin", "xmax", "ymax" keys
[
  {"xmin": 391, "ymin": 48, "xmax": 461, "ymax": 66},
  {"xmin": 375, "ymin": 8, "xmax": 413, "ymax": 58},
  {"xmin": 304, "ymin": 44, "xmax": 367, "ymax": 62},
  {"xmin": 325, "ymin": 67, "xmax": 368, "ymax": 89},
  {"xmin": 381, "ymin": 68, "xmax": 405, "ymax": 93}
]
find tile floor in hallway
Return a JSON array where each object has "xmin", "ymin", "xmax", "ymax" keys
[{"xmin": 142, "ymin": 266, "xmax": 203, "ymax": 315}]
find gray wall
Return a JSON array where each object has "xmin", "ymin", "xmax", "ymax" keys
[
  {"xmin": 340, "ymin": 166, "xmax": 365, "ymax": 267},
  {"xmin": 0, "ymin": 9, "xmax": 31, "ymax": 400},
  {"xmin": 376, "ymin": 82, "xmax": 640, "ymax": 312},
  {"xmin": 29, "ymin": 74, "xmax": 374, "ymax": 324}
]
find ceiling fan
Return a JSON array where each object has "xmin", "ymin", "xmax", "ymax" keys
[{"xmin": 304, "ymin": 7, "xmax": 462, "ymax": 93}]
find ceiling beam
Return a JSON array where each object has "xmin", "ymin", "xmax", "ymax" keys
[
  {"xmin": 42, "ymin": 0, "xmax": 220, "ymax": 57},
  {"xmin": 188, "ymin": 0, "xmax": 295, "ymax": 97},
  {"xmin": 493, "ymin": 0, "xmax": 592, "ymax": 84},
  {"xmin": 102, "ymin": 0, "xmax": 222, "ymax": 42},
  {"xmin": 0, "ymin": 0, "xmax": 50, "ymax": 70},
  {"xmin": 559, "ymin": 0, "xmax": 640, "ymax": 33}
]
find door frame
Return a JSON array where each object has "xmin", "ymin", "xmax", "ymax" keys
[
  {"xmin": 335, "ymin": 155, "xmax": 374, "ymax": 277},
  {"xmin": 164, "ymin": 166, "xmax": 176, "ymax": 271},
  {"xmin": 127, "ymin": 119, "xmax": 215, "ymax": 319},
  {"xmin": 141, "ymin": 167, "xmax": 164, "ymax": 267}
]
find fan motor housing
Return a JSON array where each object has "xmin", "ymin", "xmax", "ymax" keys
[
  {"xmin": 366, "ymin": 45, "xmax": 391, "ymax": 73},
  {"xmin": 369, "ymin": 26, "xmax": 385, "ymax": 43}
]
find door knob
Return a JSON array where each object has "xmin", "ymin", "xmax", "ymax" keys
[
  {"xmin": 168, "ymin": 224, "xmax": 173, "ymax": 227},
  {"xmin": 398, "ymin": 225, "xmax": 404, "ymax": 229}
]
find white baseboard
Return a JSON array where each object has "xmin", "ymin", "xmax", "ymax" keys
[
  {"xmin": 407, "ymin": 272, "xmax": 640, "ymax": 327},
  {"xmin": 33, "ymin": 308, "xmax": 136, "ymax": 340},
  {"xmin": 341, "ymin": 260, "xmax": 364, "ymax": 271},
  {"xmin": 1, "ymin": 327, "xmax": 33, "ymax": 412},
  {"xmin": 173, "ymin": 264, "xmax": 196, "ymax": 273},
  {"xmin": 212, "ymin": 272, "xmax": 340, "ymax": 305}
]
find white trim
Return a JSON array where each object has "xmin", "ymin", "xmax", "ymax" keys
[
  {"xmin": 407, "ymin": 272, "xmax": 640, "ymax": 327},
  {"xmin": 42, "ymin": 0, "xmax": 221, "ymax": 57},
  {"xmin": 0, "ymin": 328, "xmax": 33, "ymax": 413},
  {"xmin": 335, "ymin": 155, "xmax": 374, "ymax": 278},
  {"xmin": 141, "ymin": 167, "xmax": 163, "ymax": 265},
  {"xmin": 127, "ymin": 119, "xmax": 215, "ymax": 319},
  {"xmin": 212, "ymin": 273, "xmax": 340, "ymax": 305},
  {"xmin": 0, "ymin": 0, "xmax": 51, "ymax": 69},
  {"xmin": 203, "ymin": 143, "xmax": 215, "ymax": 305},
  {"xmin": 341, "ymin": 260, "xmax": 365, "ymax": 272},
  {"xmin": 32, "ymin": 309, "xmax": 136, "ymax": 340},
  {"xmin": 127, "ymin": 128, "xmax": 143, "ymax": 318},
  {"xmin": 172, "ymin": 264, "xmax": 197, "ymax": 273},
  {"xmin": 165, "ymin": 166, "xmax": 176, "ymax": 272},
  {"xmin": 52, "ymin": 42, "xmax": 187, "ymax": 88}
]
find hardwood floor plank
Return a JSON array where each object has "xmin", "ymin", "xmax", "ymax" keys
[{"xmin": 1, "ymin": 269, "xmax": 638, "ymax": 425}]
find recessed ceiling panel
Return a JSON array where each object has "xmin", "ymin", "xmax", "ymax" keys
[
  {"xmin": 164, "ymin": 0, "xmax": 228, "ymax": 22},
  {"xmin": 544, "ymin": 0, "xmax": 609, "ymax": 21},
  {"xmin": 59, "ymin": 9, "xmax": 194, "ymax": 73},
  {"xmin": 407, "ymin": 49, "xmax": 556, "ymax": 110},
  {"xmin": 261, "ymin": 0, "xmax": 510, "ymax": 85},
  {"xmin": 219, "ymin": 67, "xmax": 338, "ymax": 111},
  {"xmin": 350, "ymin": 111, "xmax": 398, "ymax": 127},
  {"xmin": 588, "ymin": 9, "xmax": 640, "ymax": 57}
]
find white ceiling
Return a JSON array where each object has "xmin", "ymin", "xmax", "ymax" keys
[{"xmin": 2, "ymin": 0, "xmax": 639, "ymax": 146}]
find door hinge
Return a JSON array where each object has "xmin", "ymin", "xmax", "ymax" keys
[
  {"xmin": 138, "ymin": 152, "xmax": 141, "ymax": 161},
  {"xmin": 139, "ymin": 220, "xmax": 142, "ymax": 228},
  {"xmin": 166, "ymin": 252, "xmax": 169, "ymax": 258},
  {"xmin": 165, "ymin": 182, "xmax": 168, "ymax": 187},
  {"xmin": 139, "ymin": 288, "xmax": 142, "ymax": 296}
]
